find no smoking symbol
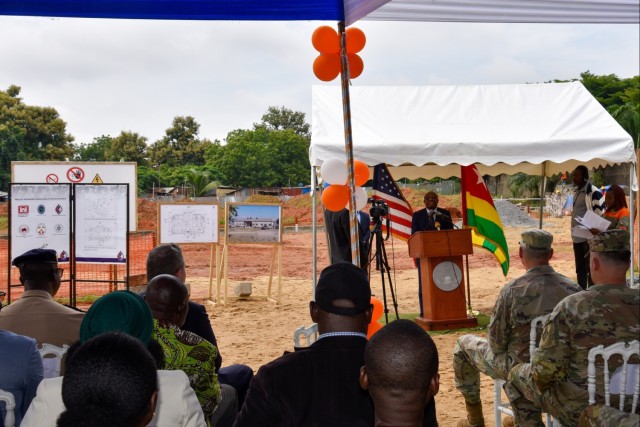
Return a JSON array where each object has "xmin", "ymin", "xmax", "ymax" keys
[
  {"xmin": 66, "ymin": 167, "xmax": 85, "ymax": 182},
  {"xmin": 46, "ymin": 173, "xmax": 59, "ymax": 183}
]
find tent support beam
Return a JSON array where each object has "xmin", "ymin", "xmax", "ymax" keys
[
  {"xmin": 312, "ymin": 166, "xmax": 318, "ymax": 292},
  {"xmin": 338, "ymin": 21, "xmax": 360, "ymax": 268},
  {"xmin": 539, "ymin": 162, "xmax": 547, "ymax": 229},
  {"xmin": 630, "ymin": 161, "xmax": 636, "ymax": 283}
]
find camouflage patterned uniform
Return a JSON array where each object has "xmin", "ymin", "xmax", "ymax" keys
[
  {"xmin": 579, "ymin": 404, "xmax": 640, "ymax": 427},
  {"xmin": 453, "ymin": 264, "xmax": 581, "ymax": 406},
  {"xmin": 507, "ymin": 230, "xmax": 640, "ymax": 427}
]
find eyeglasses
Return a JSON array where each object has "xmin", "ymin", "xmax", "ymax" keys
[{"xmin": 55, "ymin": 268, "xmax": 64, "ymax": 277}]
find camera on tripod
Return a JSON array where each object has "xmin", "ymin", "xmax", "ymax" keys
[{"xmin": 368, "ymin": 198, "xmax": 389, "ymax": 219}]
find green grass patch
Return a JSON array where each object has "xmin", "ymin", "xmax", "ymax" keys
[
  {"xmin": 377, "ymin": 312, "xmax": 490, "ymax": 336},
  {"xmin": 55, "ymin": 294, "xmax": 102, "ymax": 305}
]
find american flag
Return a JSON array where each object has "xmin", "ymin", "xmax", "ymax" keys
[{"xmin": 371, "ymin": 164, "xmax": 413, "ymax": 241}]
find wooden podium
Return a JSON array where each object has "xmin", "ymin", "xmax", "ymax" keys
[{"xmin": 408, "ymin": 229, "xmax": 477, "ymax": 331}]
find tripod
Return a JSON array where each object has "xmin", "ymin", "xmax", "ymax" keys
[{"xmin": 367, "ymin": 215, "xmax": 399, "ymax": 323}]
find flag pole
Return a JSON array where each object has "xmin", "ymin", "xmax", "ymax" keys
[
  {"xmin": 461, "ymin": 166, "xmax": 473, "ymax": 314},
  {"xmin": 338, "ymin": 21, "xmax": 360, "ymax": 268}
]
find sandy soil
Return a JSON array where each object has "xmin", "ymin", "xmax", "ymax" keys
[{"xmin": 180, "ymin": 216, "xmax": 579, "ymax": 427}]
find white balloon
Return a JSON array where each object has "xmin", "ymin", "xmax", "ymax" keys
[
  {"xmin": 320, "ymin": 158, "xmax": 347, "ymax": 185},
  {"xmin": 355, "ymin": 187, "xmax": 368, "ymax": 211}
]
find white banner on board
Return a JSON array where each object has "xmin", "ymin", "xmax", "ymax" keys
[
  {"xmin": 11, "ymin": 161, "xmax": 137, "ymax": 231},
  {"xmin": 159, "ymin": 203, "xmax": 219, "ymax": 244},
  {"xmin": 75, "ymin": 184, "xmax": 128, "ymax": 264},
  {"xmin": 10, "ymin": 184, "xmax": 72, "ymax": 263}
]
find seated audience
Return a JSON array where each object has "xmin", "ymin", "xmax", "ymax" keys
[
  {"xmin": 235, "ymin": 261, "xmax": 437, "ymax": 427},
  {"xmin": 147, "ymin": 243, "xmax": 253, "ymax": 409},
  {"xmin": 507, "ymin": 230, "xmax": 640, "ymax": 426},
  {"xmin": 21, "ymin": 290, "xmax": 205, "ymax": 427},
  {"xmin": 453, "ymin": 229, "xmax": 581, "ymax": 427},
  {"xmin": 146, "ymin": 274, "xmax": 237, "ymax": 427},
  {"xmin": 360, "ymin": 319, "xmax": 439, "ymax": 427},
  {"xmin": 57, "ymin": 332, "xmax": 158, "ymax": 427},
  {"xmin": 0, "ymin": 329, "xmax": 43, "ymax": 426},
  {"xmin": 0, "ymin": 249, "xmax": 84, "ymax": 346}
]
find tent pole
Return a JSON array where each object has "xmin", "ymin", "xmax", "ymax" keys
[
  {"xmin": 630, "ymin": 161, "xmax": 636, "ymax": 283},
  {"xmin": 312, "ymin": 166, "xmax": 318, "ymax": 293},
  {"xmin": 539, "ymin": 162, "xmax": 547, "ymax": 229},
  {"xmin": 338, "ymin": 21, "xmax": 360, "ymax": 268}
]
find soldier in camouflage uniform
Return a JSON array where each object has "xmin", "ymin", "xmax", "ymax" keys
[
  {"xmin": 507, "ymin": 229, "xmax": 639, "ymax": 427},
  {"xmin": 453, "ymin": 229, "xmax": 581, "ymax": 427},
  {"xmin": 579, "ymin": 403, "xmax": 640, "ymax": 427}
]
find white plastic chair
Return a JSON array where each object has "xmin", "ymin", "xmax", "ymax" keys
[
  {"xmin": 494, "ymin": 314, "xmax": 557, "ymax": 427},
  {"xmin": 38, "ymin": 343, "xmax": 69, "ymax": 379},
  {"xmin": 0, "ymin": 388, "xmax": 16, "ymax": 427},
  {"xmin": 293, "ymin": 323, "xmax": 318, "ymax": 349},
  {"xmin": 587, "ymin": 340, "xmax": 640, "ymax": 412}
]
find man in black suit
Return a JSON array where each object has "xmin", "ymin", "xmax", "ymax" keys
[
  {"xmin": 325, "ymin": 208, "xmax": 371, "ymax": 270},
  {"xmin": 411, "ymin": 192, "xmax": 454, "ymax": 316},
  {"xmin": 235, "ymin": 262, "xmax": 437, "ymax": 426},
  {"xmin": 146, "ymin": 243, "xmax": 253, "ymax": 410}
]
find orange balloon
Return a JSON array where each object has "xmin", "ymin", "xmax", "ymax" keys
[
  {"xmin": 313, "ymin": 54, "xmax": 340, "ymax": 82},
  {"xmin": 371, "ymin": 296, "xmax": 384, "ymax": 321},
  {"xmin": 346, "ymin": 27, "xmax": 366, "ymax": 53},
  {"xmin": 353, "ymin": 160, "xmax": 370, "ymax": 187},
  {"xmin": 367, "ymin": 321, "xmax": 383, "ymax": 339},
  {"xmin": 321, "ymin": 185, "xmax": 350, "ymax": 212},
  {"xmin": 346, "ymin": 53, "xmax": 364, "ymax": 79},
  {"xmin": 312, "ymin": 26, "xmax": 340, "ymax": 54}
]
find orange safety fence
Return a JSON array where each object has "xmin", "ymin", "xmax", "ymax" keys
[{"xmin": 0, "ymin": 230, "xmax": 157, "ymax": 305}]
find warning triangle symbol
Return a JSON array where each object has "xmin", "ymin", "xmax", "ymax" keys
[{"xmin": 92, "ymin": 174, "xmax": 104, "ymax": 184}]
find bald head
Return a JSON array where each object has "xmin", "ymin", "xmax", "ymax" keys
[{"xmin": 145, "ymin": 274, "xmax": 189, "ymax": 326}]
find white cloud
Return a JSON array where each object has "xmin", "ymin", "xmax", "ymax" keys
[{"xmin": 0, "ymin": 17, "xmax": 637, "ymax": 145}]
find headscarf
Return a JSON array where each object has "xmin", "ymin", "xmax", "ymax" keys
[{"xmin": 80, "ymin": 291, "xmax": 153, "ymax": 345}]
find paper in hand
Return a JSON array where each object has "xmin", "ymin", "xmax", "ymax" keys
[{"xmin": 572, "ymin": 210, "xmax": 611, "ymax": 239}]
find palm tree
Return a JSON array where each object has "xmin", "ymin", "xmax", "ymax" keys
[
  {"xmin": 185, "ymin": 168, "xmax": 218, "ymax": 198},
  {"xmin": 608, "ymin": 103, "xmax": 639, "ymax": 149}
]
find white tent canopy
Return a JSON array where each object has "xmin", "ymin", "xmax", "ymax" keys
[{"xmin": 309, "ymin": 81, "xmax": 636, "ymax": 179}]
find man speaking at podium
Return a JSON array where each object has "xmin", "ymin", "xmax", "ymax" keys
[{"xmin": 411, "ymin": 191, "xmax": 454, "ymax": 316}]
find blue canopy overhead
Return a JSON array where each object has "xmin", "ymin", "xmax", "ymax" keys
[{"xmin": 1, "ymin": 0, "xmax": 638, "ymax": 24}]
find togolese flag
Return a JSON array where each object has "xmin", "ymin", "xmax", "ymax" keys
[{"xmin": 461, "ymin": 165, "xmax": 509, "ymax": 276}]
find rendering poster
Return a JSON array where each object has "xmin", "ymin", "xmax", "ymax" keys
[
  {"xmin": 226, "ymin": 203, "xmax": 282, "ymax": 244},
  {"xmin": 10, "ymin": 184, "xmax": 72, "ymax": 264},
  {"xmin": 74, "ymin": 184, "xmax": 128, "ymax": 264},
  {"xmin": 159, "ymin": 203, "xmax": 219, "ymax": 244}
]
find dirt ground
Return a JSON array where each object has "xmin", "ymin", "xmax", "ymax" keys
[{"xmin": 181, "ymin": 216, "xmax": 580, "ymax": 427}]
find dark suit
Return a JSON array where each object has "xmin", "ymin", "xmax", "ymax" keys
[
  {"xmin": 411, "ymin": 207, "xmax": 454, "ymax": 316},
  {"xmin": 182, "ymin": 301, "xmax": 253, "ymax": 410},
  {"xmin": 234, "ymin": 335, "xmax": 438, "ymax": 427},
  {"xmin": 325, "ymin": 209, "xmax": 370, "ymax": 269}
]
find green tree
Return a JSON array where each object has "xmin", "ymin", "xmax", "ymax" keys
[
  {"xmin": 578, "ymin": 71, "xmax": 636, "ymax": 108},
  {"xmin": 0, "ymin": 85, "xmax": 74, "ymax": 190},
  {"xmin": 608, "ymin": 103, "xmax": 639, "ymax": 148},
  {"xmin": 253, "ymin": 106, "xmax": 311, "ymax": 139},
  {"xmin": 74, "ymin": 135, "xmax": 112, "ymax": 161},
  {"xmin": 107, "ymin": 131, "xmax": 148, "ymax": 165},
  {"xmin": 215, "ymin": 127, "xmax": 310, "ymax": 187},
  {"xmin": 136, "ymin": 165, "xmax": 159, "ymax": 194},
  {"xmin": 185, "ymin": 168, "xmax": 218, "ymax": 197},
  {"xmin": 508, "ymin": 173, "xmax": 542, "ymax": 198},
  {"xmin": 148, "ymin": 116, "xmax": 212, "ymax": 167}
]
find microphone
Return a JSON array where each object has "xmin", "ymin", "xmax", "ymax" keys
[{"xmin": 434, "ymin": 210, "xmax": 460, "ymax": 229}]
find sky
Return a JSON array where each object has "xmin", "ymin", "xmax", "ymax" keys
[{"xmin": 0, "ymin": 16, "xmax": 638, "ymax": 146}]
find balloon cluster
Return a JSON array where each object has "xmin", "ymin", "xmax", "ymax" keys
[
  {"xmin": 311, "ymin": 26, "xmax": 366, "ymax": 82},
  {"xmin": 320, "ymin": 158, "xmax": 370, "ymax": 212}
]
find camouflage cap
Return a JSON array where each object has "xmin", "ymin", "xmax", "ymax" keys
[
  {"xmin": 519, "ymin": 229, "xmax": 553, "ymax": 251},
  {"xmin": 589, "ymin": 229, "xmax": 630, "ymax": 253}
]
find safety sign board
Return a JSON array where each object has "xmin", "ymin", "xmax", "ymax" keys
[
  {"xmin": 91, "ymin": 174, "xmax": 104, "ymax": 184},
  {"xmin": 66, "ymin": 167, "xmax": 85, "ymax": 183},
  {"xmin": 46, "ymin": 173, "xmax": 59, "ymax": 183}
]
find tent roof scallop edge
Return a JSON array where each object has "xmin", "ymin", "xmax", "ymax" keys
[{"xmin": 309, "ymin": 82, "xmax": 636, "ymax": 179}]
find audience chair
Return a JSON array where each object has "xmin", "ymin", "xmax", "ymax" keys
[
  {"xmin": 494, "ymin": 314, "xmax": 557, "ymax": 427},
  {"xmin": 0, "ymin": 388, "xmax": 16, "ymax": 427},
  {"xmin": 38, "ymin": 343, "xmax": 69, "ymax": 379},
  {"xmin": 293, "ymin": 323, "xmax": 318, "ymax": 350},
  {"xmin": 587, "ymin": 340, "xmax": 640, "ymax": 412}
]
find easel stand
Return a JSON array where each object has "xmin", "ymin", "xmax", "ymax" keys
[
  {"xmin": 408, "ymin": 229, "xmax": 477, "ymax": 331},
  {"xmin": 208, "ymin": 243, "xmax": 221, "ymax": 303},
  {"xmin": 220, "ymin": 243, "xmax": 281, "ymax": 305}
]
